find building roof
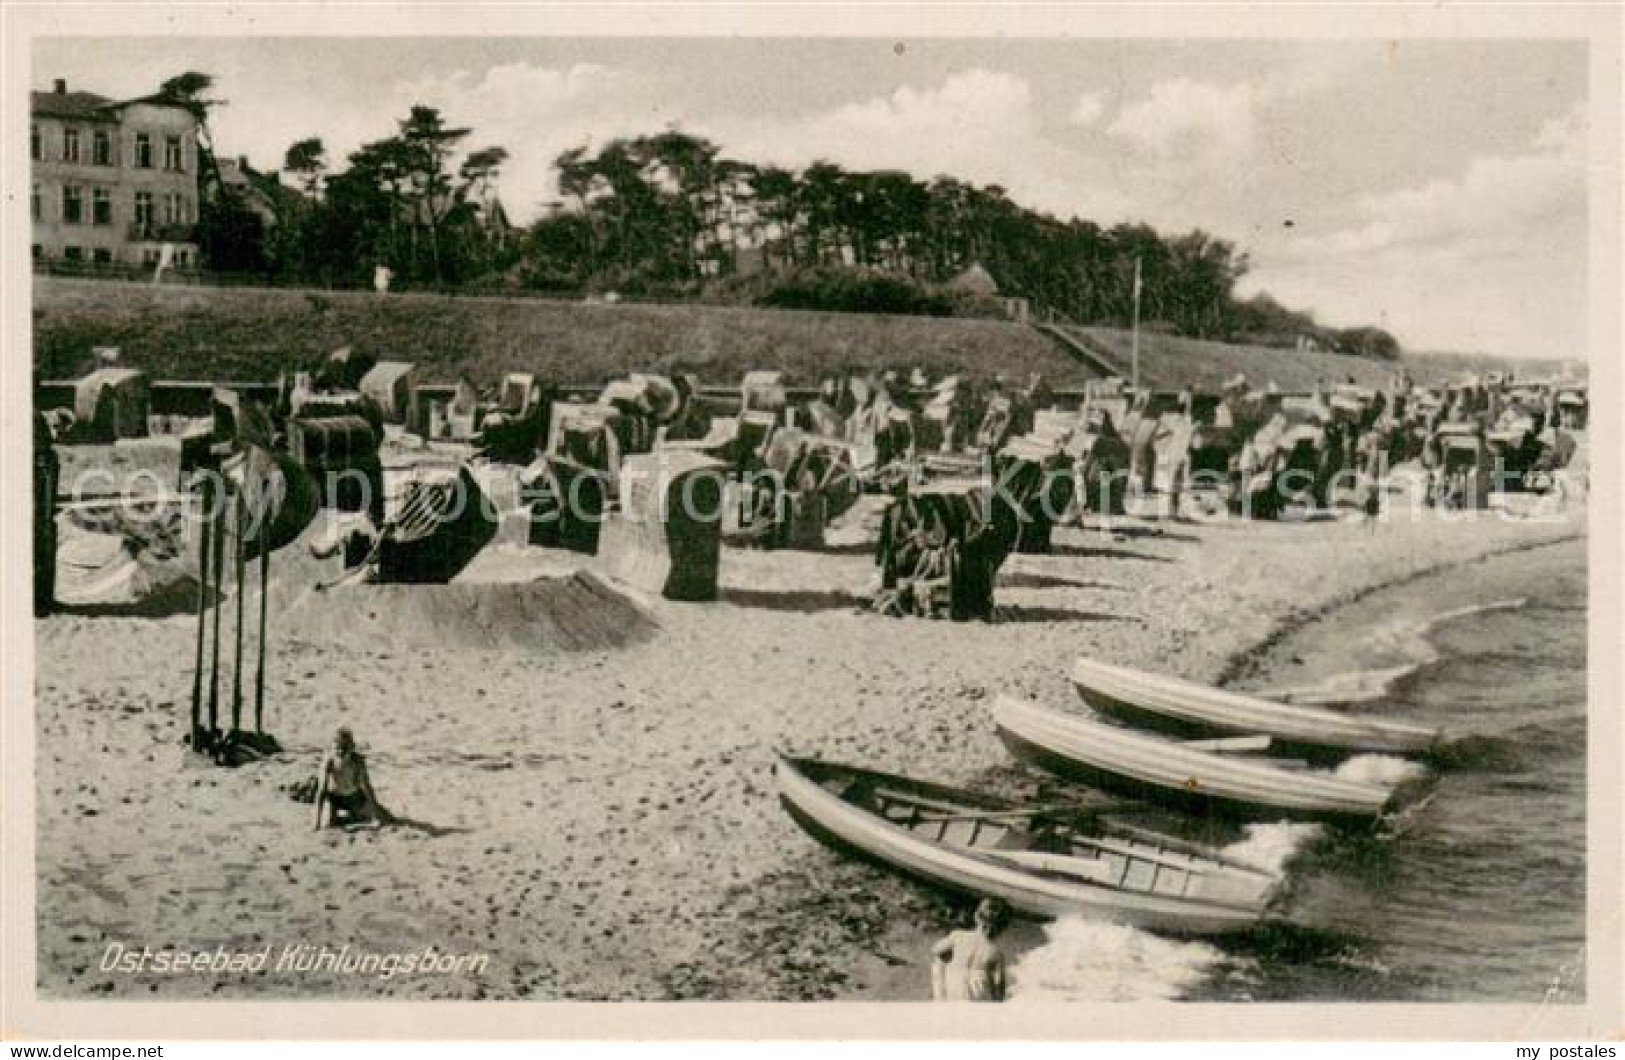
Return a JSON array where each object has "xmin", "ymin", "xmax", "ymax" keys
[
  {"xmin": 947, "ymin": 262, "xmax": 1001, "ymax": 297},
  {"xmin": 33, "ymin": 85, "xmax": 201, "ymax": 122},
  {"xmin": 216, "ymin": 157, "xmax": 250, "ymax": 187},
  {"xmin": 217, "ymin": 156, "xmax": 281, "ymax": 195},
  {"xmin": 31, "ymin": 89, "xmax": 118, "ymax": 122},
  {"xmin": 211, "ymin": 157, "xmax": 285, "ymax": 226},
  {"xmin": 110, "ymin": 93, "xmax": 207, "ymax": 120},
  {"xmin": 405, "ymin": 192, "xmax": 514, "ymax": 233}
]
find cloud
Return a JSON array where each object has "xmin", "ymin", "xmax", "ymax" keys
[
  {"xmin": 1099, "ymin": 55, "xmax": 1357, "ymax": 175},
  {"xmin": 719, "ymin": 69, "xmax": 1039, "ymax": 172},
  {"xmin": 385, "ymin": 62, "xmax": 649, "ymax": 216},
  {"xmin": 705, "ymin": 70, "xmax": 1135, "ymax": 219},
  {"xmin": 395, "ymin": 62, "xmax": 627, "ymax": 133},
  {"xmin": 1281, "ymin": 102, "xmax": 1585, "ymax": 260},
  {"xmin": 1069, "ymin": 92, "xmax": 1105, "ymax": 127},
  {"xmin": 1241, "ymin": 103, "xmax": 1588, "ymax": 357}
]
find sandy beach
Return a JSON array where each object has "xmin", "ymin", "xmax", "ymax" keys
[{"xmin": 33, "ymin": 474, "xmax": 1585, "ymax": 1000}]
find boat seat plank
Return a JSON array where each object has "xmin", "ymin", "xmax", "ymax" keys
[
  {"xmin": 1068, "ymin": 835, "xmax": 1212, "ymax": 876},
  {"xmin": 986, "ymin": 849, "xmax": 1118, "ymax": 886},
  {"xmin": 1123, "ymin": 860, "xmax": 1157, "ymax": 891},
  {"xmin": 1183, "ymin": 734, "xmax": 1273, "ymax": 753}
]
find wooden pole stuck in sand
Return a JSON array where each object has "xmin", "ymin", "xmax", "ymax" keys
[
  {"xmin": 255, "ymin": 522, "xmax": 269, "ymax": 735},
  {"xmin": 188, "ymin": 449, "xmax": 293, "ymax": 763},
  {"xmin": 189, "ymin": 475, "xmax": 213, "ymax": 750},
  {"xmin": 230, "ymin": 487, "xmax": 247, "ymax": 738},
  {"xmin": 207, "ymin": 478, "xmax": 227, "ymax": 741}
]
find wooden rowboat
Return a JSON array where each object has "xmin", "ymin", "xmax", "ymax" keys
[
  {"xmin": 775, "ymin": 756, "xmax": 1287, "ymax": 936},
  {"xmin": 1073, "ymin": 657, "xmax": 1443, "ymax": 761},
  {"xmin": 992, "ymin": 695, "xmax": 1399, "ymax": 827}
]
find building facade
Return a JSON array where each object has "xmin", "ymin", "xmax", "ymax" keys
[{"xmin": 31, "ymin": 79, "xmax": 201, "ymax": 268}]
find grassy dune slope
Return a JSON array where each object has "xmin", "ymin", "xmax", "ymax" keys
[
  {"xmin": 35, "ymin": 277, "xmax": 1566, "ymax": 393},
  {"xmin": 32, "ymin": 278, "xmax": 1088, "ymax": 387},
  {"xmin": 1062, "ymin": 325, "xmax": 1556, "ymax": 391},
  {"xmin": 1065, "ymin": 326, "xmax": 1401, "ymax": 391}
]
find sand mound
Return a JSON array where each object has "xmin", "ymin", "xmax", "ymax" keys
[
  {"xmin": 55, "ymin": 558, "xmax": 206, "ymax": 618},
  {"xmin": 278, "ymin": 570, "xmax": 657, "ymax": 652}
]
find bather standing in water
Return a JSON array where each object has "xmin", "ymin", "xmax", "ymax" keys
[{"xmin": 931, "ymin": 897, "xmax": 1011, "ymax": 1001}]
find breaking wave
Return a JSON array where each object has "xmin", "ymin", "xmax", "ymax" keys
[
  {"xmin": 1222, "ymin": 821, "xmax": 1325, "ymax": 874},
  {"xmin": 1005, "ymin": 822, "xmax": 1328, "ymax": 1002},
  {"xmin": 1264, "ymin": 597, "xmax": 1528, "ymax": 706},
  {"xmin": 1008, "ymin": 918, "xmax": 1228, "ymax": 1001},
  {"xmin": 1333, "ymin": 754, "xmax": 1429, "ymax": 788}
]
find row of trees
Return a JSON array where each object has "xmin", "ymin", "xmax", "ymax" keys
[
  {"xmin": 270, "ymin": 109, "xmax": 515, "ymax": 286},
  {"xmin": 523, "ymin": 132, "xmax": 1252, "ymax": 341},
  {"xmin": 1228, "ymin": 291, "xmax": 1402, "ymax": 360},
  {"xmin": 519, "ymin": 132, "xmax": 1395, "ymax": 354},
  {"xmin": 177, "ymin": 69, "xmax": 516, "ymax": 286},
  {"xmin": 180, "ymin": 79, "xmax": 1397, "ymax": 356}
]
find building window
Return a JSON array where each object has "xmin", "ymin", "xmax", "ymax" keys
[
  {"xmin": 93, "ymin": 248, "xmax": 113, "ymax": 264},
  {"xmin": 31, "ymin": 124, "xmax": 41, "ymax": 160},
  {"xmin": 62, "ymin": 127, "xmax": 80, "ymax": 164},
  {"xmin": 133, "ymin": 190, "xmax": 154, "ymax": 233},
  {"xmin": 134, "ymin": 133, "xmax": 153, "ymax": 169},
  {"xmin": 62, "ymin": 185, "xmax": 83, "ymax": 224},
  {"xmin": 93, "ymin": 129, "xmax": 112, "ymax": 166},
  {"xmin": 93, "ymin": 188, "xmax": 112, "ymax": 225},
  {"xmin": 142, "ymin": 248, "xmax": 160, "ymax": 265},
  {"xmin": 162, "ymin": 191, "xmax": 191, "ymax": 225},
  {"xmin": 164, "ymin": 135, "xmax": 184, "ymax": 172},
  {"xmin": 64, "ymin": 246, "xmax": 83, "ymax": 262},
  {"xmin": 31, "ymin": 184, "xmax": 41, "ymax": 220},
  {"xmin": 33, "ymin": 244, "xmax": 43, "ymax": 259},
  {"xmin": 177, "ymin": 249, "xmax": 192, "ymax": 267}
]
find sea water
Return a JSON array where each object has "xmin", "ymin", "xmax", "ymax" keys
[{"xmin": 1007, "ymin": 536, "xmax": 1587, "ymax": 1002}]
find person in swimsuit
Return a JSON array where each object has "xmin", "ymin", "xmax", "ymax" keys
[
  {"xmin": 313, "ymin": 728, "xmax": 392, "ymax": 829},
  {"xmin": 931, "ymin": 897, "xmax": 1011, "ymax": 1001}
]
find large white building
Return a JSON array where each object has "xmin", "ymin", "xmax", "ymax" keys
[{"xmin": 31, "ymin": 78, "xmax": 202, "ymax": 269}]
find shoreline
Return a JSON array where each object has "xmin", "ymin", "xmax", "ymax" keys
[
  {"xmin": 1216, "ymin": 530, "xmax": 1585, "ymax": 694},
  {"xmin": 1197, "ymin": 534, "xmax": 1587, "ymax": 1003}
]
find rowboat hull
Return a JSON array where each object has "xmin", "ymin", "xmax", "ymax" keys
[
  {"xmin": 1073, "ymin": 657, "xmax": 1442, "ymax": 761},
  {"xmin": 992, "ymin": 695, "xmax": 1396, "ymax": 828},
  {"xmin": 775, "ymin": 756, "xmax": 1285, "ymax": 937}
]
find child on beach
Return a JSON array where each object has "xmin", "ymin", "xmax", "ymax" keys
[
  {"xmin": 931, "ymin": 897, "xmax": 1011, "ymax": 1001},
  {"xmin": 313, "ymin": 728, "xmax": 393, "ymax": 830}
]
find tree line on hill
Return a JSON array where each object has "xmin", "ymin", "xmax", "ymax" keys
[{"xmin": 180, "ymin": 74, "xmax": 1398, "ymax": 359}]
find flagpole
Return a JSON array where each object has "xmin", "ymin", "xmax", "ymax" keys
[{"xmin": 1131, "ymin": 256, "xmax": 1142, "ymax": 394}]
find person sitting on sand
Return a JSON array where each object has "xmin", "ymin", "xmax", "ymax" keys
[
  {"xmin": 931, "ymin": 897, "xmax": 1011, "ymax": 1001},
  {"xmin": 313, "ymin": 728, "xmax": 392, "ymax": 830}
]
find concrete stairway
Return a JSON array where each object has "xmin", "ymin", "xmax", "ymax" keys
[{"xmin": 1031, "ymin": 323, "xmax": 1126, "ymax": 380}]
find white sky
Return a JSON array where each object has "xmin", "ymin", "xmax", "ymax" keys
[{"xmin": 32, "ymin": 37, "xmax": 1589, "ymax": 360}]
